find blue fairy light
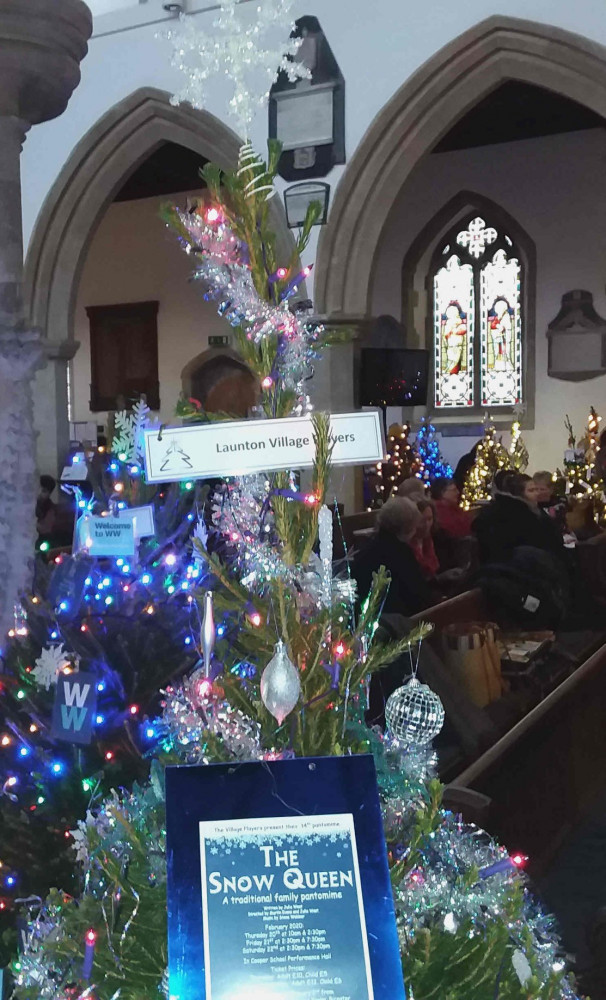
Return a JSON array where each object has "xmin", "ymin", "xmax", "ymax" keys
[
  {"xmin": 184, "ymin": 636, "xmax": 192, "ymax": 646},
  {"xmin": 18, "ymin": 746, "xmax": 29, "ymax": 757},
  {"xmin": 109, "ymin": 462, "xmax": 119, "ymax": 472},
  {"xmin": 217, "ymin": 625, "xmax": 226, "ymax": 637},
  {"xmin": 50, "ymin": 630, "xmax": 58, "ymax": 639},
  {"xmin": 51, "ymin": 761, "xmax": 64, "ymax": 775},
  {"xmin": 97, "ymin": 682, "xmax": 106, "ymax": 692},
  {"xmin": 145, "ymin": 726, "xmax": 155, "ymax": 739},
  {"xmin": 95, "ymin": 714, "xmax": 105, "ymax": 725},
  {"xmin": 116, "ymin": 559, "xmax": 124, "ymax": 567},
  {"xmin": 141, "ymin": 573, "xmax": 152, "ymax": 585},
  {"xmin": 104, "ymin": 596, "xmax": 113, "ymax": 606}
]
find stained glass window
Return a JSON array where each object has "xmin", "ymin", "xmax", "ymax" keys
[{"xmin": 432, "ymin": 215, "xmax": 523, "ymax": 410}]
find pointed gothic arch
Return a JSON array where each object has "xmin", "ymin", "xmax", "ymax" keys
[
  {"xmin": 24, "ymin": 86, "xmax": 294, "ymax": 343},
  {"xmin": 315, "ymin": 15, "xmax": 606, "ymax": 318},
  {"xmin": 24, "ymin": 87, "xmax": 294, "ymax": 471}
]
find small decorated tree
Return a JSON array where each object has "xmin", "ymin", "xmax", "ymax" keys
[
  {"xmin": 366, "ymin": 422, "xmax": 423, "ymax": 508},
  {"xmin": 415, "ymin": 418, "xmax": 453, "ymax": 481},
  {"xmin": 461, "ymin": 417, "xmax": 511, "ymax": 507}
]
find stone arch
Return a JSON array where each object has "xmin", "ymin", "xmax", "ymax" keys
[
  {"xmin": 24, "ymin": 87, "xmax": 294, "ymax": 470},
  {"xmin": 401, "ymin": 190, "xmax": 536, "ymax": 424},
  {"xmin": 181, "ymin": 348, "xmax": 259, "ymax": 418},
  {"xmin": 25, "ymin": 86, "xmax": 293, "ymax": 341},
  {"xmin": 315, "ymin": 15, "xmax": 606, "ymax": 318}
]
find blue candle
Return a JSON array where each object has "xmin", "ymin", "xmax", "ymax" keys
[{"xmin": 82, "ymin": 929, "xmax": 96, "ymax": 980}]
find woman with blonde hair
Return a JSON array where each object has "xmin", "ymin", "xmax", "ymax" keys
[{"xmin": 352, "ymin": 497, "xmax": 433, "ymax": 615}]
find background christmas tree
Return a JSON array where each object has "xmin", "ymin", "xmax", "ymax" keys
[
  {"xmin": 415, "ymin": 418, "xmax": 453, "ymax": 481},
  {"xmin": 9, "ymin": 140, "xmax": 581, "ymax": 1000},
  {"xmin": 366, "ymin": 422, "xmax": 423, "ymax": 508},
  {"xmin": 460, "ymin": 417, "xmax": 511, "ymax": 507}
]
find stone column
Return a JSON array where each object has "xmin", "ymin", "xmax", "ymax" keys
[
  {"xmin": 309, "ymin": 316, "xmax": 368, "ymax": 514},
  {"xmin": 0, "ymin": 0, "xmax": 91, "ymax": 638}
]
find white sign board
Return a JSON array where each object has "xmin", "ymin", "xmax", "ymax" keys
[
  {"xmin": 143, "ymin": 411, "xmax": 384, "ymax": 484},
  {"xmin": 115, "ymin": 504, "xmax": 156, "ymax": 539}
]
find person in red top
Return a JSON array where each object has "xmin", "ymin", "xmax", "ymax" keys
[
  {"xmin": 413, "ymin": 499, "xmax": 440, "ymax": 579},
  {"xmin": 429, "ymin": 477, "xmax": 473, "ymax": 538}
]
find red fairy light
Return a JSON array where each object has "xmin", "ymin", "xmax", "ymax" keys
[
  {"xmin": 334, "ymin": 642, "xmax": 347, "ymax": 658},
  {"xmin": 304, "ymin": 494, "xmax": 318, "ymax": 505},
  {"xmin": 205, "ymin": 207, "xmax": 220, "ymax": 224},
  {"xmin": 250, "ymin": 612, "xmax": 262, "ymax": 627},
  {"xmin": 511, "ymin": 853, "xmax": 527, "ymax": 868}
]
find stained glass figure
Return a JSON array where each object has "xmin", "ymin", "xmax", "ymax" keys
[
  {"xmin": 434, "ymin": 255, "xmax": 474, "ymax": 407},
  {"xmin": 481, "ymin": 249, "xmax": 522, "ymax": 406}
]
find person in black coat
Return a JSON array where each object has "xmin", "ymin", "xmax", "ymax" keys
[
  {"xmin": 352, "ymin": 497, "xmax": 434, "ymax": 615},
  {"xmin": 472, "ymin": 471, "xmax": 564, "ymax": 565}
]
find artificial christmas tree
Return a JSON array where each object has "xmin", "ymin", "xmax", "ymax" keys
[
  {"xmin": 415, "ymin": 418, "xmax": 453, "ymax": 481},
  {"xmin": 0, "ymin": 420, "xmax": 205, "ymax": 960},
  {"xmin": 461, "ymin": 417, "xmax": 511, "ymax": 508}
]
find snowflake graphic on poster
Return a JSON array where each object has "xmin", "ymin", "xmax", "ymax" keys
[{"xmin": 32, "ymin": 644, "xmax": 76, "ymax": 690}]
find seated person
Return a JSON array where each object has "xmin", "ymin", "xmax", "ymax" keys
[
  {"xmin": 36, "ymin": 474, "xmax": 57, "ymax": 547},
  {"xmin": 429, "ymin": 477, "xmax": 473, "ymax": 539},
  {"xmin": 352, "ymin": 497, "xmax": 434, "ymax": 615},
  {"xmin": 396, "ymin": 477, "xmax": 427, "ymax": 503},
  {"xmin": 533, "ymin": 470, "xmax": 556, "ymax": 508},
  {"xmin": 473, "ymin": 471, "xmax": 565, "ymax": 566},
  {"xmin": 413, "ymin": 499, "xmax": 439, "ymax": 579}
]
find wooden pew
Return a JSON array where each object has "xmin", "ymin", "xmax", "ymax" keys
[{"xmin": 447, "ymin": 639, "xmax": 606, "ymax": 874}]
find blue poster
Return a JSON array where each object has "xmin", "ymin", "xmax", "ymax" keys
[
  {"xmin": 51, "ymin": 671, "xmax": 97, "ymax": 745},
  {"xmin": 166, "ymin": 755, "xmax": 405, "ymax": 1000}
]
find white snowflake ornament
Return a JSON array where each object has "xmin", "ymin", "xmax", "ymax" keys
[
  {"xmin": 111, "ymin": 400, "xmax": 150, "ymax": 463},
  {"xmin": 32, "ymin": 644, "xmax": 74, "ymax": 690}
]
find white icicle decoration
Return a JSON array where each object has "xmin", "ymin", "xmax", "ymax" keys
[{"xmin": 318, "ymin": 504, "xmax": 333, "ymax": 609}]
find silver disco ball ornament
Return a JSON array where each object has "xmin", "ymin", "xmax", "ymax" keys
[{"xmin": 385, "ymin": 677, "xmax": 445, "ymax": 746}]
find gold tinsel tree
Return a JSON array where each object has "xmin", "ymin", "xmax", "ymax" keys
[{"xmin": 461, "ymin": 417, "xmax": 511, "ymax": 508}]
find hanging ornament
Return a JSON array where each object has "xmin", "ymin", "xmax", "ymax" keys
[
  {"xmin": 260, "ymin": 639, "xmax": 301, "ymax": 725},
  {"xmin": 201, "ymin": 590, "xmax": 216, "ymax": 679},
  {"xmin": 318, "ymin": 504, "xmax": 333, "ymax": 609},
  {"xmin": 385, "ymin": 677, "xmax": 445, "ymax": 746}
]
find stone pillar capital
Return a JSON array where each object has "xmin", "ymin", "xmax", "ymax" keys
[
  {"xmin": 41, "ymin": 338, "xmax": 80, "ymax": 362},
  {"xmin": 0, "ymin": 0, "xmax": 91, "ymax": 125}
]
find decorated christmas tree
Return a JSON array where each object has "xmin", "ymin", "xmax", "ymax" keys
[
  {"xmin": 6, "ymin": 7, "xmax": 581, "ymax": 999},
  {"xmin": 366, "ymin": 422, "xmax": 423, "ymax": 508},
  {"xmin": 9, "ymin": 134, "xmax": 581, "ymax": 1000},
  {"xmin": 415, "ymin": 418, "xmax": 453, "ymax": 481},
  {"xmin": 508, "ymin": 410, "xmax": 529, "ymax": 472},
  {"xmin": 0, "ymin": 414, "xmax": 205, "ymax": 960},
  {"xmin": 461, "ymin": 417, "xmax": 511, "ymax": 508}
]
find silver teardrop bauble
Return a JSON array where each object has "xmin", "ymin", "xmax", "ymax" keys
[{"xmin": 260, "ymin": 639, "xmax": 301, "ymax": 726}]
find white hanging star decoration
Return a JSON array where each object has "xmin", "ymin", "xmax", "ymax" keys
[
  {"xmin": 166, "ymin": 0, "xmax": 310, "ymax": 135},
  {"xmin": 32, "ymin": 644, "xmax": 75, "ymax": 690}
]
